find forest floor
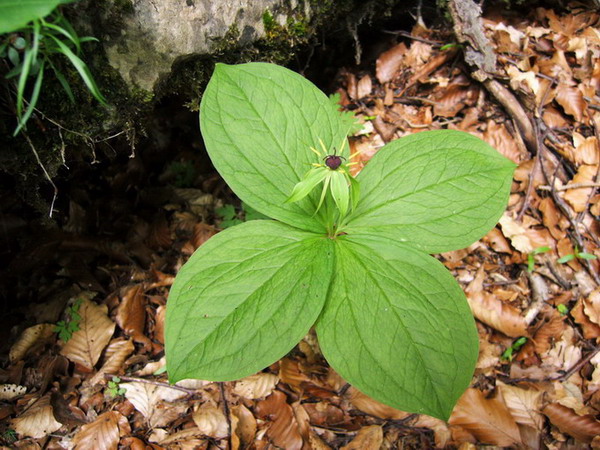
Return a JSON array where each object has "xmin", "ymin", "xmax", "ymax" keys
[{"xmin": 1, "ymin": 3, "xmax": 600, "ymax": 449}]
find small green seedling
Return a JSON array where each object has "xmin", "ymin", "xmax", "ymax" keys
[
  {"xmin": 165, "ymin": 63, "xmax": 515, "ymax": 420},
  {"xmin": 557, "ymin": 245, "xmax": 598, "ymax": 264},
  {"xmin": 54, "ymin": 298, "xmax": 83, "ymax": 342},
  {"xmin": 1, "ymin": 429, "xmax": 17, "ymax": 445},
  {"xmin": 527, "ymin": 246, "xmax": 551, "ymax": 272},
  {"xmin": 556, "ymin": 304, "xmax": 569, "ymax": 316},
  {"xmin": 167, "ymin": 161, "xmax": 196, "ymax": 188},
  {"xmin": 501, "ymin": 336, "xmax": 528, "ymax": 361},
  {"xmin": 106, "ymin": 376, "xmax": 126, "ymax": 397}
]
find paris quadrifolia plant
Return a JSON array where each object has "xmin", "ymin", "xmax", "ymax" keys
[{"xmin": 165, "ymin": 63, "xmax": 516, "ymax": 420}]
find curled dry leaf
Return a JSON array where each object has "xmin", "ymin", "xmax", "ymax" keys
[
  {"xmin": 231, "ymin": 404, "xmax": 256, "ymax": 448},
  {"xmin": 11, "ymin": 394, "xmax": 62, "ymax": 439},
  {"xmin": 60, "ymin": 299, "xmax": 115, "ymax": 370},
  {"xmin": 0, "ymin": 384, "xmax": 26, "ymax": 401},
  {"xmin": 341, "ymin": 425, "xmax": 383, "ymax": 450},
  {"xmin": 376, "ymin": 42, "xmax": 407, "ymax": 84},
  {"xmin": 583, "ymin": 288, "xmax": 600, "ymax": 326},
  {"xmin": 414, "ymin": 415, "xmax": 451, "ymax": 448},
  {"xmin": 121, "ymin": 381, "xmax": 188, "ymax": 428},
  {"xmin": 555, "ymin": 83, "xmax": 586, "ymax": 122},
  {"xmin": 193, "ymin": 404, "xmax": 228, "ymax": 439},
  {"xmin": 483, "ymin": 120, "xmax": 526, "ymax": 163},
  {"xmin": 116, "ymin": 285, "xmax": 152, "ymax": 350},
  {"xmin": 72, "ymin": 411, "xmax": 129, "ymax": 450},
  {"xmin": 497, "ymin": 382, "xmax": 544, "ymax": 430},
  {"xmin": 449, "ymin": 388, "xmax": 521, "ymax": 446},
  {"xmin": 564, "ymin": 164, "xmax": 598, "ymax": 212},
  {"xmin": 498, "ymin": 213, "xmax": 534, "ymax": 253},
  {"xmin": 9, "ymin": 324, "xmax": 55, "ymax": 363},
  {"xmin": 348, "ymin": 386, "xmax": 409, "ymax": 420},
  {"xmin": 89, "ymin": 338, "xmax": 135, "ymax": 385},
  {"xmin": 255, "ymin": 390, "xmax": 303, "ymax": 450},
  {"xmin": 233, "ymin": 373, "xmax": 279, "ymax": 399},
  {"xmin": 466, "ymin": 267, "xmax": 528, "ymax": 338},
  {"xmin": 543, "ymin": 403, "xmax": 600, "ymax": 443},
  {"xmin": 572, "ymin": 133, "xmax": 599, "ymax": 165},
  {"xmin": 356, "ymin": 75, "xmax": 372, "ymax": 99}
]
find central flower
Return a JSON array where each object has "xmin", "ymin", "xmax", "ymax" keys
[{"xmin": 287, "ymin": 137, "xmax": 359, "ymax": 219}]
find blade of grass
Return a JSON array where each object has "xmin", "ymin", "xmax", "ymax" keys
[
  {"xmin": 14, "ymin": 60, "xmax": 45, "ymax": 135},
  {"xmin": 47, "ymin": 34, "xmax": 107, "ymax": 105},
  {"xmin": 47, "ymin": 59, "xmax": 75, "ymax": 103}
]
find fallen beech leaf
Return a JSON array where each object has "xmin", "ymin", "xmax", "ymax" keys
[
  {"xmin": 89, "ymin": 338, "xmax": 135, "ymax": 385},
  {"xmin": 376, "ymin": 42, "xmax": 407, "ymax": 83},
  {"xmin": 572, "ymin": 133, "xmax": 599, "ymax": 165},
  {"xmin": 555, "ymin": 83, "xmax": 586, "ymax": 122},
  {"xmin": 255, "ymin": 390, "xmax": 303, "ymax": 450},
  {"xmin": 154, "ymin": 305, "xmax": 166, "ymax": 344},
  {"xmin": 531, "ymin": 312, "xmax": 566, "ymax": 355},
  {"xmin": 466, "ymin": 267, "xmax": 528, "ymax": 338},
  {"xmin": 497, "ymin": 382, "xmax": 543, "ymax": 430},
  {"xmin": 233, "ymin": 373, "xmax": 279, "ymax": 399},
  {"xmin": 356, "ymin": 75, "xmax": 372, "ymax": 99},
  {"xmin": 11, "ymin": 394, "xmax": 62, "ymax": 439},
  {"xmin": 498, "ymin": 213, "xmax": 534, "ymax": 253},
  {"xmin": 564, "ymin": 164, "xmax": 598, "ymax": 212},
  {"xmin": 116, "ymin": 285, "xmax": 152, "ymax": 350},
  {"xmin": 231, "ymin": 404, "xmax": 256, "ymax": 448},
  {"xmin": 341, "ymin": 425, "xmax": 383, "ymax": 450},
  {"xmin": 9, "ymin": 324, "xmax": 55, "ymax": 363},
  {"xmin": 60, "ymin": 299, "xmax": 115, "ymax": 369},
  {"xmin": 193, "ymin": 404, "xmax": 228, "ymax": 439},
  {"xmin": 0, "ymin": 384, "xmax": 26, "ymax": 401},
  {"xmin": 483, "ymin": 120, "xmax": 525, "ymax": 163},
  {"xmin": 543, "ymin": 403, "xmax": 600, "ymax": 443},
  {"xmin": 415, "ymin": 416, "xmax": 451, "ymax": 448},
  {"xmin": 121, "ymin": 381, "xmax": 188, "ymax": 428},
  {"xmin": 583, "ymin": 288, "xmax": 600, "ymax": 326},
  {"xmin": 482, "ymin": 227, "xmax": 512, "ymax": 253},
  {"xmin": 449, "ymin": 388, "xmax": 521, "ymax": 446},
  {"xmin": 544, "ymin": 328, "xmax": 582, "ymax": 372},
  {"xmin": 348, "ymin": 386, "xmax": 409, "ymax": 420},
  {"xmin": 72, "ymin": 411, "xmax": 129, "ymax": 450}
]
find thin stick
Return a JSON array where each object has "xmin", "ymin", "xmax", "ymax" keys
[
  {"xmin": 24, "ymin": 132, "xmax": 58, "ymax": 218},
  {"xmin": 219, "ymin": 382, "xmax": 232, "ymax": 440},
  {"xmin": 537, "ymin": 182, "xmax": 600, "ymax": 192},
  {"xmin": 104, "ymin": 374, "xmax": 198, "ymax": 394}
]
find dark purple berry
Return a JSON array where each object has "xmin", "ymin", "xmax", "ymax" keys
[{"xmin": 324, "ymin": 154, "xmax": 345, "ymax": 170}]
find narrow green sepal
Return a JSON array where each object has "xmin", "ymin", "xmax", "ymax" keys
[
  {"xmin": 330, "ymin": 171, "xmax": 350, "ymax": 218},
  {"xmin": 286, "ymin": 167, "xmax": 328, "ymax": 204}
]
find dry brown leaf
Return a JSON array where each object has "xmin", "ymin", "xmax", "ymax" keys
[
  {"xmin": 193, "ymin": 404, "xmax": 228, "ymax": 439},
  {"xmin": 9, "ymin": 324, "xmax": 55, "ymax": 363},
  {"xmin": 11, "ymin": 394, "xmax": 62, "ymax": 439},
  {"xmin": 414, "ymin": 415, "xmax": 451, "ymax": 447},
  {"xmin": 497, "ymin": 382, "xmax": 543, "ymax": 430},
  {"xmin": 539, "ymin": 197, "xmax": 567, "ymax": 241},
  {"xmin": 89, "ymin": 338, "xmax": 135, "ymax": 385},
  {"xmin": 356, "ymin": 75, "xmax": 372, "ymax": 99},
  {"xmin": 154, "ymin": 304, "xmax": 166, "ymax": 344},
  {"xmin": 498, "ymin": 213, "xmax": 534, "ymax": 253},
  {"xmin": 543, "ymin": 403, "xmax": 600, "ymax": 443},
  {"xmin": 531, "ymin": 312, "xmax": 566, "ymax": 355},
  {"xmin": 348, "ymin": 386, "xmax": 409, "ymax": 420},
  {"xmin": 255, "ymin": 390, "xmax": 303, "ymax": 450},
  {"xmin": 583, "ymin": 288, "xmax": 600, "ymax": 326},
  {"xmin": 466, "ymin": 267, "xmax": 528, "ymax": 338},
  {"xmin": 60, "ymin": 299, "xmax": 115, "ymax": 370},
  {"xmin": 555, "ymin": 84, "xmax": 586, "ymax": 122},
  {"xmin": 564, "ymin": 164, "xmax": 598, "ymax": 212},
  {"xmin": 0, "ymin": 384, "xmax": 26, "ymax": 400},
  {"xmin": 341, "ymin": 425, "xmax": 383, "ymax": 450},
  {"xmin": 449, "ymin": 388, "xmax": 521, "ymax": 446},
  {"xmin": 121, "ymin": 381, "xmax": 188, "ymax": 428},
  {"xmin": 572, "ymin": 133, "xmax": 600, "ymax": 165},
  {"xmin": 233, "ymin": 373, "xmax": 279, "ymax": 399},
  {"xmin": 231, "ymin": 404, "xmax": 256, "ymax": 448},
  {"xmin": 72, "ymin": 411, "xmax": 129, "ymax": 450},
  {"xmin": 483, "ymin": 121, "xmax": 524, "ymax": 163},
  {"xmin": 116, "ymin": 285, "xmax": 152, "ymax": 350},
  {"xmin": 482, "ymin": 227, "xmax": 512, "ymax": 253},
  {"xmin": 433, "ymin": 84, "xmax": 471, "ymax": 117},
  {"xmin": 376, "ymin": 42, "xmax": 407, "ymax": 83}
]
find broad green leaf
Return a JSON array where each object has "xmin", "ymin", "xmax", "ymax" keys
[
  {"xmin": 316, "ymin": 234, "xmax": 478, "ymax": 420},
  {"xmin": 287, "ymin": 167, "xmax": 329, "ymax": 204},
  {"xmin": 345, "ymin": 130, "xmax": 516, "ymax": 253},
  {"xmin": 200, "ymin": 63, "xmax": 350, "ymax": 233},
  {"xmin": 166, "ymin": 220, "xmax": 333, "ymax": 382},
  {"xmin": 0, "ymin": 0, "xmax": 71, "ymax": 34}
]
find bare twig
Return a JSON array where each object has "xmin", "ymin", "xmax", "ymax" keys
[
  {"xmin": 219, "ymin": 382, "xmax": 232, "ymax": 441},
  {"xmin": 23, "ymin": 132, "xmax": 58, "ymax": 218},
  {"xmin": 537, "ymin": 182, "xmax": 600, "ymax": 191}
]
